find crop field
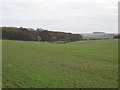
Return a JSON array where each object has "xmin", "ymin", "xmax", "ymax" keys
[{"xmin": 2, "ymin": 39, "xmax": 118, "ymax": 88}]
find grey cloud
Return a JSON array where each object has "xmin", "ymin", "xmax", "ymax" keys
[{"xmin": 1, "ymin": 0, "xmax": 118, "ymax": 33}]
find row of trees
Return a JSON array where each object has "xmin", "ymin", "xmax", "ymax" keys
[
  {"xmin": 1, "ymin": 27, "xmax": 83, "ymax": 42},
  {"xmin": 113, "ymin": 35, "xmax": 120, "ymax": 39}
]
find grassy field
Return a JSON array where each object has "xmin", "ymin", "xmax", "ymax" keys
[{"xmin": 2, "ymin": 39, "xmax": 118, "ymax": 88}]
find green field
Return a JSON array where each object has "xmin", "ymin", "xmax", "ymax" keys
[{"xmin": 2, "ymin": 39, "xmax": 118, "ymax": 88}]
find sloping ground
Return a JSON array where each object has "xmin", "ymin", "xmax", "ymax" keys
[{"xmin": 2, "ymin": 39, "xmax": 118, "ymax": 88}]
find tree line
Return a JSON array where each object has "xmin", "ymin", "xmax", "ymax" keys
[{"xmin": 1, "ymin": 27, "xmax": 83, "ymax": 42}]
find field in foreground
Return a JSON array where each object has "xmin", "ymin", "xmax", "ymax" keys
[{"xmin": 2, "ymin": 39, "xmax": 118, "ymax": 88}]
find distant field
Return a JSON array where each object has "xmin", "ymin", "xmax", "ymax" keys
[{"xmin": 2, "ymin": 39, "xmax": 118, "ymax": 88}]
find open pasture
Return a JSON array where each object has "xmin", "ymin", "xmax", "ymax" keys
[{"xmin": 2, "ymin": 39, "xmax": 118, "ymax": 88}]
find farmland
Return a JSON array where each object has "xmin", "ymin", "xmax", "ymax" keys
[{"xmin": 2, "ymin": 39, "xmax": 118, "ymax": 88}]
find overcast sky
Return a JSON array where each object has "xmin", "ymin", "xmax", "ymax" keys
[{"xmin": 0, "ymin": 0, "xmax": 119, "ymax": 33}]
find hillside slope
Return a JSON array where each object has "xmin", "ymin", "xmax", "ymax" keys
[{"xmin": 2, "ymin": 39, "xmax": 118, "ymax": 88}]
